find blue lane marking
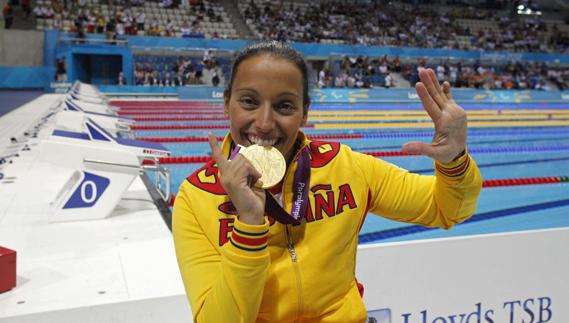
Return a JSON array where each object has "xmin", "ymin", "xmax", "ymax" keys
[
  {"xmin": 456, "ymin": 146, "xmax": 569, "ymax": 154},
  {"xmin": 360, "ymin": 129, "xmax": 569, "ymax": 138},
  {"xmin": 309, "ymin": 118, "xmax": 569, "ymax": 124},
  {"xmin": 356, "ymin": 136, "xmax": 569, "ymax": 151},
  {"xmin": 310, "ymin": 103, "xmax": 569, "ymax": 110},
  {"xmin": 356, "ymin": 145, "xmax": 569, "ymax": 155},
  {"xmin": 411, "ymin": 156, "xmax": 569, "ymax": 174},
  {"xmin": 359, "ymin": 198, "xmax": 569, "ymax": 243},
  {"xmin": 132, "ymin": 129, "xmax": 569, "ymax": 139}
]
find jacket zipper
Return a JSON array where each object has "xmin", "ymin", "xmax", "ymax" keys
[{"xmin": 285, "ymin": 225, "xmax": 303, "ymax": 322}]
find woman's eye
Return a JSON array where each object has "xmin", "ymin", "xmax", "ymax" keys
[
  {"xmin": 277, "ymin": 102, "xmax": 296, "ymax": 113},
  {"xmin": 239, "ymin": 97, "xmax": 257, "ymax": 108}
]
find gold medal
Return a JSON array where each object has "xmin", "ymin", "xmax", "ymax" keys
[{"xmin": 238, "ymin": 144, "xmax": 286, "ymax": 189}]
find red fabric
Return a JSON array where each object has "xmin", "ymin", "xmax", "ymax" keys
[
  {"xmin": 356, "ymin": 278, "xmax": 364, "ymax": 298},
  {"xmin": 0, "ymin": 246, "xmax": 16, "ymax": 293}
]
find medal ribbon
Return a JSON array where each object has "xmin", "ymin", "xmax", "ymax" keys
[{"xmin": 229, "ymin": 145, "xmax": 311, "ymax": 225}]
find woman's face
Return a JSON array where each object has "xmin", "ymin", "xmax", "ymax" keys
[{"xmin": 225, "ymin": 54, "xmax": 307, "ymax": 161}]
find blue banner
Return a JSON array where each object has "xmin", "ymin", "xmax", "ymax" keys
[
  {"xmin": 51, "ymin": 31, "xmax": 569, "ymax": 64},
  {"xmin": 177, "ymin": 86, "xmax": 224, "ymax": 100},
  {"xmin": 311, "ymin": 88, "xmax": 569, "ymax": 104},
  {"xmin": 172, "ymin": 86, "xmax": 569, "ymax": 104}
]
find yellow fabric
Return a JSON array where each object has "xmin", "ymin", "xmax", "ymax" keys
[{"xmin": 173, "ymin": 132, "xmax": 482, "ymax": 323}]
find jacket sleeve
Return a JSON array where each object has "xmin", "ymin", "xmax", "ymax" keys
[
  {"xmin": 172, "ymin": 181, "xmax": 271, "ymax": 323},
  {"xmin": 353, "ymin": 148, "xmax": 482, "ymax": 229}
]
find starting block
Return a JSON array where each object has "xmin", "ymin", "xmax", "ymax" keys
[{"xmin": 39, "ymin": 85, "xmax": 170, "ymax": 222}]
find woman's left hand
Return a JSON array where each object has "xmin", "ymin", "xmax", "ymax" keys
[{"xmin": 402, "ymin": 68, "xmax": 467, "ymax": 163}]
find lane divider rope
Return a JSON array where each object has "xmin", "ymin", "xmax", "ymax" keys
[
  {"xmin": 148, "ymin": 146, "xmax": 569, "ymax": 163},
  {"xmin": 132, "ymin": 124, "xmax": 315, "ymax": 130},
  {"xmin": 165, "ymin": 176, "xmax": 569, "ymax": 206}
]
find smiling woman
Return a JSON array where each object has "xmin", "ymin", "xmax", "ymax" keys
[
  {"xmin": 172, "ymin": 40, "xmax": 483, "ymax": 323},
  {"xmin": 224, "ymin": 52, "xmax": 307, "ymax": 163}
]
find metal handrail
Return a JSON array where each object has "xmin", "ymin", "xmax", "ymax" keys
[
  {"xmin": 141, "ymin": 157, "xmax": 171, "ymax": 202},
  {"xmin": 58, "ymin": 36, "xmax": 128, "ymax": 46},
  {"xmin": 83, "ymin": 159, "xmax": 140, "ymax": 169},
  {"xmin": 83, "ymin": 157, "xmax": 171, "ymax": 202}
]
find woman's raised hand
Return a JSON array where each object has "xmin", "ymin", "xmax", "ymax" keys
[
  {"xmin": 208, "ymin": 133, "xmax": 266, "ymax": 225},
  {"xmin": 402, "ymin": 68, "xmax": 467, "ymax": 163}
]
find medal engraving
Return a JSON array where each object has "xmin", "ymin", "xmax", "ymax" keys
[{"xmin": 238, "ymin": 144, "xmax": 286, "ymax": 189}]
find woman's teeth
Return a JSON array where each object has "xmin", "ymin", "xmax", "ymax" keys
[{"xmin": 248, "ymin": 135, "xmax": 277, "ymax": 146}]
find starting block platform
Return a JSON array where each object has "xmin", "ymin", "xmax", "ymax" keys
[{"xmin": 0, "ymin": 89, "xmax": 191, "ymax": 322}]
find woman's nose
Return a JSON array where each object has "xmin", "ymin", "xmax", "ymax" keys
[{"xmin": 254, "ymin": 103, "xmax": 275, "ymax": 133}]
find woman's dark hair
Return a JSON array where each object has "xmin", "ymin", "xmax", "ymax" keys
[{"xmin": 226, "ymin": 40, "xmax": 311, "ymax": 110}]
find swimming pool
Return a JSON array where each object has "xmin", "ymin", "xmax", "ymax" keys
[{"xmin": 115, "ymin": 100, "xmax": 569, "ymax": 244}]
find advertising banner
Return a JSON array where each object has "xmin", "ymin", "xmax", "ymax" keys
[
  {"xmin": 175, "ymin": 87, "xmax": 569, "ymax": 104},
  {"xmin": 358, "ymin": 228, "xmax": 569, "ymax": 323}
]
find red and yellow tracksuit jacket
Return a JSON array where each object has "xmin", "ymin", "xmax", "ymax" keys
[{"xmin": 173, "ymin": 132, "xmax": 482, "ymax": 323}]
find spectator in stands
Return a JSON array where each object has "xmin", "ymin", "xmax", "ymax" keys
[
  {"xmin": 173, "ymin": 40, "xmax": 481, "ymax": 323},
  {"xmin": 87, "ymin": 12, "xmax": 96, "ymax": 33},
  {"xmin": 117, "ymin": 72, "xmax": 126, "ymax": 85},
  {"xmin": 203, "ymin": 49, "xmax": 215, "ymax": 69},
  {"xmin": 164, "ymin": 72, "xmax": 173, "ymax": 86},
  {"xmin": 136, "ymin": 10, "xmax": 145, "ymax": 32},
  {"xmin": 43, "ymin": 4, "xmax": 54, "ymax": 19},
  {"xmin": 76, "ymin": 26, "xmax": 87, "ymax": 43},
  {"xmin": 160, "ymin": 0, "xmax": 173, "ymax": 9},
  {"xmin": 175, "ymin": 71, "xmax": 185, "ymax": 86},
  {"xmin": 393, "ymin": 56, "xmax": 401, "ymax": 73},
  {"xmin": 436, "ymin": 64, "xmax": 446, "ymax": 82},
  {"xmin": 165, "ymin": 19, "xmax": 175, "ymax": 37},
  {"xmin": 56, "ymin": 57, "xmax": 67, "ymax": 82},
  {"xmin": 124, "ymin": 13, "xmax": 135, "ymax": 35},
  {"xmin": 180, "ymin": 20, "xmax": 192, "ymax": 37},
  {"xmin": 334, "ymin": 73, "xmax": 345, "ymax": 88},
  {"xmin": 33, "ymin": 4, "xmax": 43, "ymax": 19},
  {"xmin": 21, "ymin": 0, "xmax": 31, "ymax": 19},
  {"xmin": 134, "ymin": 65, "xmax": 144, "ymax": 85},
  {"xmin": 195, "ymin": 60, "xmax": 204, "ymax": 81},
  {"xmin": 148, "ymin": 18, "xmax": 160, "ymax": 36},
  {"xmin": 185, "ymin": 63, "xmax": 197, "ymax": 84},
  {"xmin": 3, "ymin": 2, "xmax": 13, "ymax": 29},
  {"xmin": 318, "ymin": 68, "xmax": 327, "ymax": 88},
  {"xmin": 96, "ymin": 14, "xmax": 105, "ymax": 33},
  {"xmin": 191, "ymin": 20, "xmax": 204, "ymax": 37},
  {"xmin": 180, "ymin": 0, "xmax": 190, "ymax": 9},
  {"xmin": 384, "ymin": 72, "xmax": 395, "ymax": 88},
  {"xmin": 212, "ymin": 69, "xmax": 220, "ymax": 87}
]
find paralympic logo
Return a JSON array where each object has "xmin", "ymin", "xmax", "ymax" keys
[{"xmin": 291, "ymin": 182, "xmax": 306, "ymax": 219}]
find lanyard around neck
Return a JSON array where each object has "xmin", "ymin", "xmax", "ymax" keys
[{"xmin": 229, "ymin": 145, "xmax": 311, "ymax": 225}]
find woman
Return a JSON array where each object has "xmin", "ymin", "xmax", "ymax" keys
[{"xmin": 173, "ymin": 41, "xmax": 482, "ymax": 322}]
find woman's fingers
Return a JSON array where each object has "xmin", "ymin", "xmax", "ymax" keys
[
  {"xmin": 442, "ymin": 81, "xmax": 453, "ymax": 101},
  {"xmin": 206, "ymin": 132, "xmax": 264, "ymax": 190},
  {"xmin": 419, "ymin": 68, "xmax": 446, "ymax": 109},
  {"xmin": 207, "ymin": 132, "xmax": 228, "ymax": 172},
  {"xmin": 242, "ymin": 158, "xmax": 263, "ymax": 188},
  {"xmin": 402, "ymin": 141, "xmax": 436, "ymax": 159},
  {"xmin": 416, "ymin": 81, "xmax": 442, "ymax": 121}
]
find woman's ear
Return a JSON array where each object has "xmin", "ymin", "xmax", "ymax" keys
[{"xmin": 223, "ymin": 90, "xmax": 230, "ymax": 119}]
